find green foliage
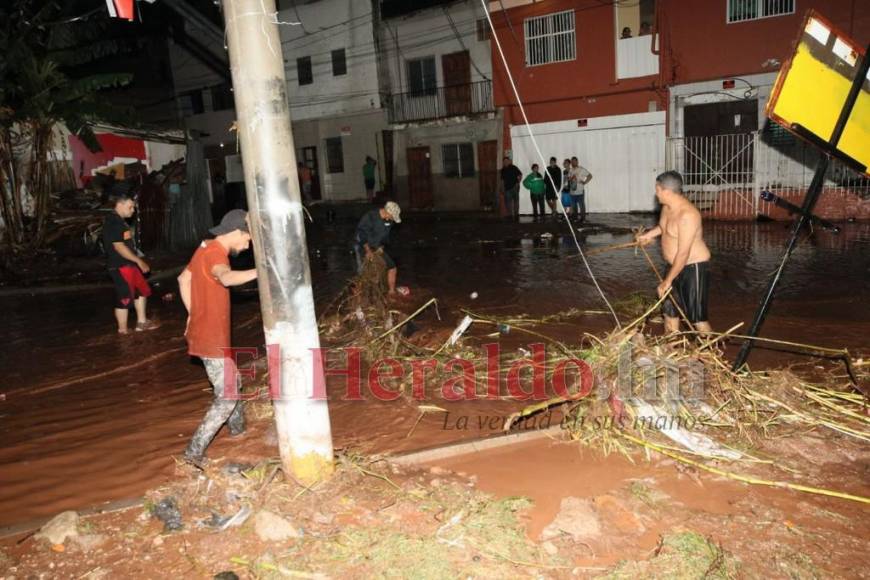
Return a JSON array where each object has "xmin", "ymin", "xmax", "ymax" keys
[
  {"xmin": 0, "ymin": 0, "xmax": 134, "ymax": 147},
  {"xmin": 0, "ymin": 0, "xmax": 137, "ymax": 249},
  {"xmin": 604, "ymin": 531, "xmax": 739, "ymax": 579}
]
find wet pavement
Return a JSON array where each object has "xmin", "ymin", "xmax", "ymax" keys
[{"xmin": 1, "ymin": 208, "xmax": 868, "ymax": 528}]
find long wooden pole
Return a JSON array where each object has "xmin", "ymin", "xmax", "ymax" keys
[{"xmin": 223, "ymin": 0, "xmax": 334, "ymax": 483}]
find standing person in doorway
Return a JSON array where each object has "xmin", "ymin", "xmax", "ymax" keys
[
  {"xmin": 636, "ymin": 171, "xmax": 712, "ymax": 335},
  {"xmin": 363, "ymin": 156, "xmax": 377, "ymax": 202},
  {"xmin": 569, "ymin": 156, "xmax": 593, "ymax": 222},
  {"xmin": 178, "ymin": 210, "xmax": 258, "ymax": 466},
  {"xmin": 298, "ymin": 161, "xmax": 313, "ymax": 203},
  {"xmin": 544, "ymin": 157, "xmax": 562, "ymax": 218},
  {"xmin": 499, "ymin": 157, "xmax": 522, "ymax": 220},
  {"xmin": 103, "ymin": 193, "xmax": 156, "ymax": 334},
  {"xmin": 355, "ymin": 201, "xmax": 402, "ymax": 295},
  {"xmin": 522, "ymin": 163, "xmax": 546, "ymax": 219}
]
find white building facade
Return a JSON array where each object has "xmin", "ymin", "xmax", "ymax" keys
[
  {"xmin": 168, "ymin": 0, "xmax": 389, "ymax": 203},
  {"xmin": 380, "ymin": 0, "xmax": 502, "ymax": 210}
]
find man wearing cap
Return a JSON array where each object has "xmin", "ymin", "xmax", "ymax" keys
[
  {"xmin": 355, "ymin": 201, "xmax": 401, "ymax": 295},
  {"xmin": 177, "ymin": 209, "xmax": 258, "ymax": 465}
]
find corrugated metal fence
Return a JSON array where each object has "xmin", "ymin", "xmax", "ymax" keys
[{"xmin": 666, "ymin": 131, "xmax": 870, "ymax": 220}]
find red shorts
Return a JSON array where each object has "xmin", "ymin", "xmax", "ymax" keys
[{"xmin": 110, "ymin": 265, "xmax": 152, "ymax": 309}]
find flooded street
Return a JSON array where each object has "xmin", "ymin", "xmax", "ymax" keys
[{"xmin": 1, "ymin": 210, "xmax": 868, "ymax": 529}]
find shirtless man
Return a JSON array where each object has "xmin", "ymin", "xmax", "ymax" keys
[{"xmin": 636, "ymin": 171, "xmax": 712, "ymax": 334}]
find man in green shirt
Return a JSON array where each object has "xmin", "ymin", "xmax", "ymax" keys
[
  {"xmin": 363, "ymin": 156, "xmax": 377, "ymax": 201},
  {"xmin": 522, "ymin": 163, "xmax": 546, "ymax": 219}
]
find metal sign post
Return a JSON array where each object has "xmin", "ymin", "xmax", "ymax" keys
[{"xmin": 733, "ymin": 44, "xmax": 869, "ymax": 372}]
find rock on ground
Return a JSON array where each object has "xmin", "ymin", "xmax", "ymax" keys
[
  {"xmin": 254, "ymin": 510, "xmax": 301, "ymax": 542},
  {"xmin": 594, "ymin": 494, "xmax": 645, "ymax": 535},
  {"xmin": 35, "ymin": 511, "xmax": 79, "ymax": 545},
  {"xmin": 73, "ymin": 533, "xmax": 107, "ymax": 552},
  {"xmin": 541, "ymin": 497, "xmax": 601, "ymax": 542}
]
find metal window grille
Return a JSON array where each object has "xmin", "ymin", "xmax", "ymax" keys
[
  {"xmin": 727, "ymin": 0, "xmax": 794, "ymax": 23},
  {"xmin": 442, "ymin": 143, "xmax": 475, "ymax": 178},
  {"xmin": 524, "ymin": 10, "xmax": 576, "ymax": 66}
]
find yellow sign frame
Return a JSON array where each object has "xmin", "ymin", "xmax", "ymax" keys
[{"xmin": 767, "ymin": 11, "xmax": 869, "ymax": 175}]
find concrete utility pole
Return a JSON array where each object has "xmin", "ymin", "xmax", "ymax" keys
[{"xmin": 222, "ymin": 0, "xmax": 334, "ymax": 483}]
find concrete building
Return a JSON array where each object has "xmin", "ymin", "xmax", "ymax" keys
[
  {"xmin": 167, "ymin": 0, "xmax": 389, "ymax": 204},
  {"xmin": 278, "ymin": 0, "xmax": 389, "ymax": 201},
  {"xmin": 488, "ymin": 0, "xmax": 870, "ymax": 219},
  {"xmin": 380, "ymin": 0, "xmax": 502, "ymax": 210}
]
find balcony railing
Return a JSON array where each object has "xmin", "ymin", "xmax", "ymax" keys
[
  {"xmin": 617, "ymin": 34, "xmax": 659, "ymax": 79},
  {"xmin": 387, "ymin": 80, "xmax": 493, "ymax": 124}
]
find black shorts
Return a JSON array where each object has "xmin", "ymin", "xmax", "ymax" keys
[
  {"xmin": 662, "ymin": 262, "xmax": 710, "ymax": 323},
  {"xmin": 364, "ymin": 178, "xmax": 375, "ymax": 190},
  {"xmin": 545, "ymin": 190, "xmax": 557, "ymax": 201},
  {"xmin": 109, "ymin": 265, "xmax": 152, "ymax": 309}
]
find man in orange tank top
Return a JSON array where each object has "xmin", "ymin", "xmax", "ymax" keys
[{"xmin": 177, "ymin": 210, "xmax": 258, "ymax": 465}]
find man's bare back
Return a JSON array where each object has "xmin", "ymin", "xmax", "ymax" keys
[{"xmin": 659, "ymin": 199, "xmax": 710, "ymax": 266}]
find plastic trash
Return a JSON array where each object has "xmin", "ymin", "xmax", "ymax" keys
[{"xmin": 448, "ymin": 315, "xmax": 474, "ymax": 345}]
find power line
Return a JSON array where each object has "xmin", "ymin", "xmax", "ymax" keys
[
  {"xmin": 443, "ymin": 4, "xmax": 489, "ymax": 81},
  {"xmin": 480, "ymin": 0, "xmax": 621, "ymax": 328}
]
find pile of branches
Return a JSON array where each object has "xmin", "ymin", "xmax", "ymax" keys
[
  {"xmin": 317, "ymin": 256, "xmax": 869, "ymax": 503},
  {"xmin": 491, "ymin": 298, "xmax": 870, "ymax": 504},
  {"xmin": 320, "ymin": 254, "xmax": 391, "ymax": 346}
]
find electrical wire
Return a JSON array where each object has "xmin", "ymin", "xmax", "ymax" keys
[
  {"xmin": 443, "ymin": 5, "xmax": 489, "ymax": 81},
  {"xmin": 480, "ymin": 0, "xmax": 622, "ymax": 328},
  {"xmin": 288, "ymin": 0, "xmax": 313, "ymax": 35},
  {"xmin": 496, "ymin": 0, "xmax": 520, "ymax": 46}
]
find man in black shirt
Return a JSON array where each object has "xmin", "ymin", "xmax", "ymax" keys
[
  {"xmin": 499, "ymin": 157, "xmax": 522, "ymax": 219},
  {"xmin": 102, "ymin": 193, "xmax": 156, "ymax": 334},
  {"xmin": 544, "ymin": 157, "xmax": 562, "ymax": 218},
  {"xmin": 355, "ymin": 201, "xmax": 401, "ymax": 294}
]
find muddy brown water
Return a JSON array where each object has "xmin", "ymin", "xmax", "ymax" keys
[{"xmin": 1, "ymin": 212, "xmax": 868, "ymax": 528}]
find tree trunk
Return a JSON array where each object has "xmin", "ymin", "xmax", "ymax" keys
[
  {"xmin": 0, "ymin": 129, "xmax": 25, "ymax": 248},
  {"xmin": 32, "ymin": 123, "xmax": 54, "ymax": 247}
]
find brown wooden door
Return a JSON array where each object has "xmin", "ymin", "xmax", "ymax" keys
[
  {"xmin": 407, "ymin": 147, "xmax": 432, "ymax": 209},
  {"xmin": 477, "ymin": 140, "xmax": 498, "ymax": 209},
  {"xmin": 442, "ymin": 51, "xmax": 471, "ymax": 116}
]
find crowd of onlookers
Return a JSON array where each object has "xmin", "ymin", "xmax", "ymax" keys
[{"xmin": 499, "ymin": 156, "xmax": 593, "ymax": 222}]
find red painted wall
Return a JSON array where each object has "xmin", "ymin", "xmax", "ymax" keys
[
  {"xmin": 491, "ymin": 0, "xmax": 869, "ymax": 150},
  {"xmin": 68, "ymin": 133, "xmax": 147, "ymax": 188},
  {"xmin": 662, "ymin": 0, "xmax": 869, "ymax": 85},
  {"xmin": 491, "ymin": 0, "xmax": 662, "ymax": 116}
]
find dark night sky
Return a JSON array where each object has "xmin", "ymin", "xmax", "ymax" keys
[{"xmin": 381, "ymin": 0, "xmax": 455, "ymax": 19}]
